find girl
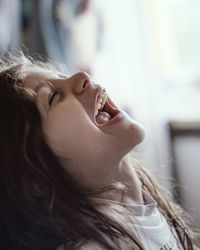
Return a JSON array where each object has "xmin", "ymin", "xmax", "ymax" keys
[{"xmin": 0, "ymin": 53, "xmax": 198, "ymax": 250}]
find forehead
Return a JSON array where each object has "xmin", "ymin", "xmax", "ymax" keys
[{"xmin": 23, "ymin": 67, "xmax": 58, "ymax": 90}]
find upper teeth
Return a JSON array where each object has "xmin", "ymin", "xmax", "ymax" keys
[{"xmin": 95, "ymin": 93, "xmax": 107, "ymax": 116}]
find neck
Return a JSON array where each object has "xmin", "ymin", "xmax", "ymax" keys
[{"xmin": 95, "ymin": 154, "xmax": 144, "ymax": 206}]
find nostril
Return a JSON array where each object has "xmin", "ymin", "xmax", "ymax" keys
[{"xmin": 83, "ymin": 80, "xmax": 88, "ymax": 88}]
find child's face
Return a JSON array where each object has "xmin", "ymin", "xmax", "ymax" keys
[{"xmin": 23, "ymin": 68, "xmax": 145, "ymax": 189}]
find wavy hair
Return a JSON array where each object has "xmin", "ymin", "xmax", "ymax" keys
[{"xmin": 0, "ymin": 52, "xmax": 198, "ymax": 250}]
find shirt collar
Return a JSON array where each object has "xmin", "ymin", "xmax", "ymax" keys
[{"xmin": 91, "ymin": 190, "xmax": 157, "ymax": 217}]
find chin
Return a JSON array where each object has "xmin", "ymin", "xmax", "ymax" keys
[
  {"xmin": 125, "ymin": 115, "xmax": 146, "ymax": 147},
  {"xmin": 135, "ymin": 122, "xmax": 146, "ymax": 143},
  {"xmin": 129, "ymin": 127, "xmax": 145, "ymax": 150}
]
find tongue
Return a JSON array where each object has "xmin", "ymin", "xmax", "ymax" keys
[{"xmin": 96, "ymin": 111, "xmax": 112, "ymax": 124}]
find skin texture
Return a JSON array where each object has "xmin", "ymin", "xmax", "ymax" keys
[{"xmin": 23, "ymin": 68, "xmax": 146, "ymax": 205}]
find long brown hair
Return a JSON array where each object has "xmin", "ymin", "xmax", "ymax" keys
[{"xmin": 0, "ymin": 52, "xmax": 198, "ymax": 250}]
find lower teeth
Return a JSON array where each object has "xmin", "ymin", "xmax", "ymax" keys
[{"xmin": 96, "ymin": 111, "xmax": 111, "ymax": 124}]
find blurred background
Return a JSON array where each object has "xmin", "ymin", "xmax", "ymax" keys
[{"xmin": 1, "ymin": 0, "xmax": 200, "ymax": 244}]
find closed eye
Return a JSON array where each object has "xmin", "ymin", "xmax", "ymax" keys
[{"xmin": 49, "ymin": 90, "xmax": 58, "ymax": 106}]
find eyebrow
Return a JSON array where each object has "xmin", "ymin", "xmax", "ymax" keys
[
  {"xmin": 34, "ymin": 71, "xmax": 68, "ymax": 98},
  {"xmin": 33, "ymin": 81, "xmax": 52, "ymax": 113},
  {"xmin": 34, "ymin": 81, "xmax": 54, "ymax": 95}
]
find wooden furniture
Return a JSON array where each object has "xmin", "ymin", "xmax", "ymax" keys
[{"xmin": 167, "ymin": 120, "xmax": 200, "ymax": 203}]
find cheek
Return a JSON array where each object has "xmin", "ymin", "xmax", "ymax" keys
[{"xmin": 42, "ymin": 107, "xmax": 100, "ymax": 157}]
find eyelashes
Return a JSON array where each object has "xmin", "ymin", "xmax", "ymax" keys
[
  {"xmin": 41, "ymin": 80, "xmax": 58, "ymax": 106},
  {"xmin": 36, "ymin": 80, "xmax": 62, "ymax": 106},
  {"xmin": 49, "ymin": 90, "xmax": 58, "ymax": 106}
]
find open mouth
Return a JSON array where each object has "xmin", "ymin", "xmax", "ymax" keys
[{"xmin": 94, "ymin": 93, "xmax": 120, "ymax": 125}]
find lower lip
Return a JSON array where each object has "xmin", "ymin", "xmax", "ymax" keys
[{"xmin": 96, "ymin": 110, "xmax": 124, "ymax": 127}]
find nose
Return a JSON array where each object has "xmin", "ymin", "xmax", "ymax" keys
[{"xmin": 68, "ymin": 72, "xmax": 91, "ymax": 95}]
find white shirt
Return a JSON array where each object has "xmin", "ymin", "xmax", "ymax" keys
[
  {"xmin": 121, "ymin": 190, "xmax": 184, "ymax": 250},
  {"xmin": 57, "ymin": 190, "xmax": 184, "ymax": 250}
]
